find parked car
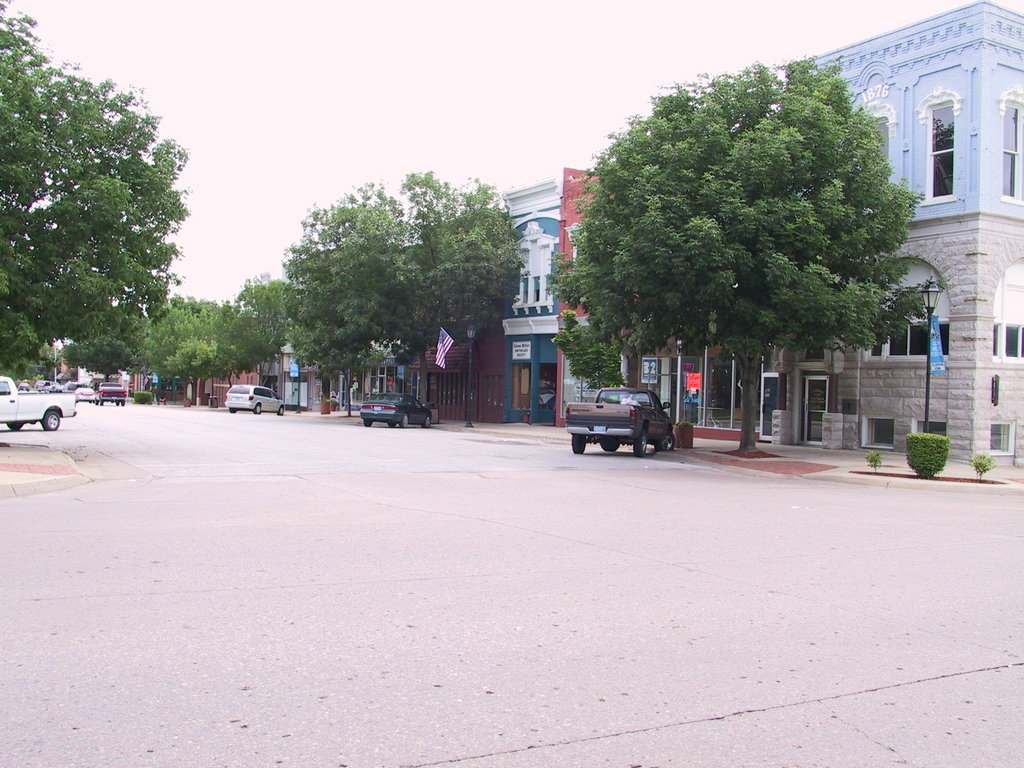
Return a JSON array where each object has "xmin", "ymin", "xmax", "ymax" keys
[
  {"xmin": 225, "ymin": 385, "xmax": 285, "ymax": 415},
  {"xmin": 74, "ymin": 386, "xmax": 97, "ymax": 403},
  {"xmin": 0, "ymin": 376, "xmax": 77, "ymax": 431},
  {"xmin": 360, "ymin": 393, "xmax": 432, "ymax": 428},
  {"xmin": 97, "ymin": 382, "xmax": 128, "ymax": 406}
]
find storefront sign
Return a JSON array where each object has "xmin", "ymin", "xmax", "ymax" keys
[
  {"xmin": 685, "ymin": 372, "xmax": 702, "ymax": 391},
  {"xmin": 641, "ymin": 358, "xmax": 658, "ymax": 384},
  {"xmin": 512, "ymin": 341, "xmax": 532, "ymax": 360}
]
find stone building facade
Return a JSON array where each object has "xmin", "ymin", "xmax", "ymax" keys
[{"xmin": 770, "ymin": 1, "xmax": 1023, "ymax": 465}]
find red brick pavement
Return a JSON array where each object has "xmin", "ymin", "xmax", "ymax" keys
[{"xmin": 0, "ymin": 463, "xmax": 78, "ymax": 476}]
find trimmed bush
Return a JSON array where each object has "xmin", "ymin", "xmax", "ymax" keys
[
  {"xmin": 865, "ymin": 450, "xmax": 883, "ymax": 473},
  {"xmin": 905, "ymin": 433, "xmax": 950, "ymax": 479},
  {"xmin": 970, "ymin": 453, "xmax": 995, "ymax": 481},
  {"xmin": 133, "ymin": 391, "xmax": 154, "ymax": 405}
]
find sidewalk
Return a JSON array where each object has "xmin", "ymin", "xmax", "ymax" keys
[
  {"xmin": 2, "ymin": 411, "xmax": 1022, "ymax": 497},
  {"xmin": 314, "ymin": 409, "xmax": 1024, "ymax": 492},
  {"xmin": 0, "ymin": 442, "xmax": 90, "ymax": 498}
]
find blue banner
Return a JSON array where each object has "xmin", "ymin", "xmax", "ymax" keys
[{"xmin": 929, "ymin": 314, "xmax": 947, "ymax": 374}]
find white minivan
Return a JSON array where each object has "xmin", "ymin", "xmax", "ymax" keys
[{"xmin": 225, "ymin": 385, "xmax": 285, "ymax": 415}]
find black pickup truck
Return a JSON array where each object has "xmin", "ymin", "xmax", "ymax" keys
[{"xmin": 564, "ymin": 387, "xmax": 675, "ymax": 456}]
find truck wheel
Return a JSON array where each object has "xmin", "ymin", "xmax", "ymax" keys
[
  {"xmin": 571, "ymin": 434, "xmax": 587, "ymax": 454},
  {"xmin": 599, "ymin": 437, "xmax": 619, "ymax": 452},
  {"xmin": 7, "ymin": 422, "xmax": 24, "ymax": 431},
  {"xmin": 632, "ymin": 429, "xmax": 648, "ymax": 457},
  {"xmin": 654, "ymin": 431, "xmax": 675, "ymax": 452},
  {"xmin": 41, "ymin": 410, "xmax": 61, "ymax": 432}
]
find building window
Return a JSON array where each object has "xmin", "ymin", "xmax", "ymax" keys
[
  {"xmin": 994, "ymin": 324, "xmax": 1022, "ymax": 358},
  {"xmin": 915, "ymin": 420, "xmax": 947, "ymax": 436},
  {"xmin": 877, "ymin": 117, "xmax": 890, "ymax": 161},
  {"xmin": 991, "ymin": 423, "xmax": 1013, "ymax": 454},
  {"xmin": 533, "ymin": 276, "xmax": 541, "ymax": 303},
  {"xmin": 510, "ymin": 363, "xmax": 531, "ymax": 410},
  {"xmin": 866, "ymin": 418, "xmax": 895, "ymax": 448},
  {"xmin": 1005, "ymin": 106, "xmax": 1021, "ymax": 198},
  {"xmin": 993, "ymin": 261, "xmax": 1024, "ymax": 361},
  {"xmin": 929, "ymin": 105, "xmax": 955, "ymax": 198},
  {"xmin": 877, "ymin": 322, "xmax": 949, "ymax": 357}
]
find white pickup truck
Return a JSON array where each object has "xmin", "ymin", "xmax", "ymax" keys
[{"xmin": 0, "ymin": 376, "xmax": 77, "ymax": 431}]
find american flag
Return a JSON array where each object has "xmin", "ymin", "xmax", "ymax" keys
[{"xmin": 435, "ymin": 328, "xmax": 455, "ymax": 368}]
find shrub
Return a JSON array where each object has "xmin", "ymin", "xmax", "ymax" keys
[
  {"xmin": 969, "ymin": 453, "xmax": 996, "ymax": 482},
  {"xmin": 905, "ymin": 433, "xmax": 950, "ymax": 479},
  {"xmin": 133, "ymin": 390, "xmax": 154, "ymax": 405},
  {"xmin": 865, "ymin": 450, "xmax": 883, "ymax": 473}
]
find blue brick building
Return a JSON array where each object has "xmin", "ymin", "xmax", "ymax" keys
[{"xmin": 765, "ymin": 1, "xmax": 1023, "ymax": 464}]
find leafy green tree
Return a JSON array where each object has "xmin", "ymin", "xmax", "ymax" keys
[
  {"xmin": 0, "ymin": 5, "xmax": 188, "ymax": 368},
  {"xmin": 552, "ymin": 310, "xmax": 624, "ymax": 389},
  {"xmin": 235, "ymin": 279, "xmax": 289, "ymax": 382},
  {"xmin": 145, "ymin": 298, "xmax": 221, "ymax": 397},
  {"xmin": 286, "ymin": 173, "xmax": 520, "ymax": 393},
  {"xmin": 63, "ymin": 333, "xmax": 144, "ymax": 378},
  {"xmin": 561, "ymin": 60, "xmax": 919, "ymax": 450}
]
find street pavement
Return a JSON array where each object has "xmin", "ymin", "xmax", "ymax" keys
[
  {"xmin": 1, "ymin": 403, "xmax": 1021, "ymax": 767},
  {"xmin": 2, "ymin": 404, "xmax": 1022, "ymax": 498}
]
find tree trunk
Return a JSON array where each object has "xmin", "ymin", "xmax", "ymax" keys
[{"xmin": 736, "ymin": 352, "xmax": 763, "ymax": 452}]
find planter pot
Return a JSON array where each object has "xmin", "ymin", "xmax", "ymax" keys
[
  {"xmin": 675, "ymin": 424, "xmax": 694, "ymax": 449},
  {"xmin": 319, "ymin": 402, "xmax": 332, "ymax": 415},
  {"xmin": 183, "ymin": 399, "xmax": 192, "ymax": 408}
]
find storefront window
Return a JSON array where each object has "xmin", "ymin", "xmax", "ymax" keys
[
  {"xmin": 511, "ymin": 363, "xmax": 531, "ymax": 410},
  {"xmin": 706, "ymin": 351, "xmax": 740, "ymax": 428},
  {"xmin": 537, "ymin": 363, "xmax": 556, "ymax": 411}
]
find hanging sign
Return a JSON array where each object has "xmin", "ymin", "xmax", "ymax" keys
[
  {"xmin": 685, "ymin": 372, "xmax": 702, "ymax": 391},
  {"xmin": 929, "ymin": 314, "xmax": 947, "ymax": 374}
]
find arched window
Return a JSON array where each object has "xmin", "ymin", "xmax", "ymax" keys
[
  {"xmin": 870, "ymin": 262, "xmax": 949, "ymax": 358},
  {"xmin": 993, "ymin": 260, "xmax": 1024, "ymax": 360}
]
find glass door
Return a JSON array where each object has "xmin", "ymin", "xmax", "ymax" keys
[
  {"xmin": 760, "ymin": 373, "xmax": 779, "ymax": 438},
  {"xmin": 803, "ymin": 376, "xmax": 828, "ymax": 443}
]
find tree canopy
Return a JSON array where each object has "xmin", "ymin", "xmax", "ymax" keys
[
  {"xmin": 552, "ymin": 310, "xmax": 624, "ymax": 389},
  {"xmin": 63, "ymin": 332, "xmax": 144, "ymax": 378},
  {"xmin": 0, "ymin": 5, "xmax": 188, "ymax": 367},
  {"xmin": 285, "ymin": 172, "xmax": 521, "ymax": 385},
  {"xmin": 560, "ymin": 60, "xmax": 919, "ymax": 449}
]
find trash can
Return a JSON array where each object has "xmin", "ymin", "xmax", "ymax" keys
[{"xmin": 209, "ymin": 397, "xmax": 218, "ymax": 409}]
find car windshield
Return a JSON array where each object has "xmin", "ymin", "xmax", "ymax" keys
[
  {"xmin": 371, "ymin": 393, "xmax": 403, "ymax": 403},
  {"xmin": 227, "ymin": 386, "xmax": 249, "ymax": 394}
]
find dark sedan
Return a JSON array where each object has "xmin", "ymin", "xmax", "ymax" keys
[{"xmin": 360, "ymin": 393, "xmax": 432, "ymax": 428}]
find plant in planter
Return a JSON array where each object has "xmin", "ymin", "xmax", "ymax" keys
[
  {"xmin": 675, "ymin": 421, "xmax": 694, "ymax": 449},
  {"xmin": 318, "ymin": 393, "xmax": 336, "ymax": 414},
  {"xmin": 969, "ymin": 453, "xmax": 995, "ymax": 482},
  {"xmin": 905, "ymin": 433, "xmax": 950, "ymax": 479}
]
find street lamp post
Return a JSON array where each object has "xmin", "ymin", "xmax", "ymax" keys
[
  {"xmin": 465, "ymin": 324, "xmax": 477, "ymax": 428},
  {"xmin": 920, "ymin": 277, "xmax": 942, "ymax": 434}
]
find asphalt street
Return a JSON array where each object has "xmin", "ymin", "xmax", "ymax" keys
[{"xmin": 0, "ymin": 404, "xmax": 1021, "ymax": 767}]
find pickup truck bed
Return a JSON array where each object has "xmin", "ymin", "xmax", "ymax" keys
[
  {"xmin": 565, "ymin": 388, "xmax": 674, "ymax": 457},
  {"xmin": 0, "ymin": 376, "xmax": 76, "ymax": 431}
]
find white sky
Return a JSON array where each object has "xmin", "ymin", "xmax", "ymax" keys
[{"xmin": 10, "ymin": 0, "xmax": 979, "ymax": 302}]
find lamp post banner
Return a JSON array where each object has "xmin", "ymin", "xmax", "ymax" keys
[{"xmin": 929, "ymin": 314, "xmax": 947, "ymax": 374}]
